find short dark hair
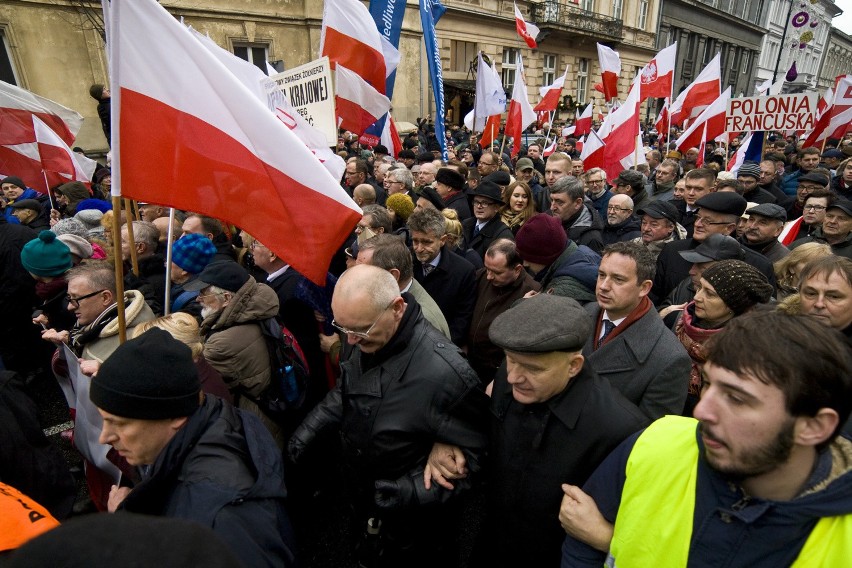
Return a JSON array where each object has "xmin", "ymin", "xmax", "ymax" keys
[
  {"xmin": 716, "ymin": 179, "xmax": 743, "ymax": 194},
  {"xmin": 684, "ymin": 167, "xmax": 716, "ymax": 186},
  {"xmin": 360, "ymin": 234, "xmax": 413, "ymax": 281},
  {"xmin": 187, "ymin": 214, "xmax": 224, "ymax": 238},
  {"xmin": 352, "ymin": 159, "xmax": 369, "ymax": 175},
  {"xmin": 486, "ymin": 238, "xmax": 522, "ymax": 267},
  {"xmin": 601, "ymin": 241, "xmax": 656, "ymax": 283},
  {"xmin": 89, "ymin": 84, "xmax": 105, "ymax": 100},
  {"xmin": 799, "ymin": 146, "xmax": 821, "ymax": 158},
  {"xmin": 705, "ymin": 311, "xmax": 852, "ymax": 445}
]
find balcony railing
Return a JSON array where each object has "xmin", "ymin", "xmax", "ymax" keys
[{"xmin": 531, "ymin": 1, "xmax": 623, "ymax": 42}]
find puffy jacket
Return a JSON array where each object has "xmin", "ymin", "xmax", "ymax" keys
[
  {"xmin": 538, "ymin": 241, "xmax": 601, "ymax": 303},
  {"xmin": 120, "ymin": 395, "xmax": 298, "ymax": 568}
]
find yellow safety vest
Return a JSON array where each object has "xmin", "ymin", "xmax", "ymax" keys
[{"xmin": 608, "ymin": 416, "xmax": 852, "ymax": 567}]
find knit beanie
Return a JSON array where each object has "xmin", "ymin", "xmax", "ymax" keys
[
  {"xmin": 57, "ymin": 233, "xmax": 94, "ymax": 260},
  {"xmin": 21, "ymin": 230, "xmax": 73, "ymax": 277},
  {"xmin": 701, "ymin": 259, "xmax": 773, "ymax": 315},
  {"xmin": 515, "ymin": 213, "xmax": 568, "ymax": 265},
  {"xmin": 385, "ymin": 193, "xmax": 415, "ymax": 222},
  {"xmin": 1, "ymin": 176, "xmax": 26, "ymax": 190},
  {"xmin": 172, "ymin": 233, "xmax": 217, "ymax": 274},
  {"xmin": 51, "ymin": 218, "xmax": 90, "ymax": 240},
  {"xmin": 737, "ymin": 162, "xmax": 761, "ymax": 179},
  {"xmin": 90, "ymin": 328, "xmax": 201, "ymax": 420}
]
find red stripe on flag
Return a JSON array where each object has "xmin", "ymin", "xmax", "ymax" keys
[
  {"xmin": 0, "ymin": 108, "xmax": 76, "ymax": 146},
  {"xmin": 120, "ymin": 90, "xmax": 361, "ymax": 283},
  {"xmin": 336, "ymin": 95, "xmax": 381, "ymax": 136},
  {"xmin": 323, "ymin": 27, "xmax": 387, "ymax": 94},
  {"xmin": 534, "ymin": 89, "xmax": 561, "ymax": 112},
  {"xmin": 601, "ymin": 72, "xmax": 619, "ymax": 101}
]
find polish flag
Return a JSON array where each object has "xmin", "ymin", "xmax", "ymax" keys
[
  {"xmin": 640, "ymin": 43, "xmax": 677, "ymax": 100},
  {"xmin": 675, "ymin": 87, "xmax": 731, "ymax": 152},
  {"xmin": 654, "ymin": 100, "xmax": 669, "ymax": 139},
  {"xmin": 110, "ymin": 0, "xmax": 361, "ymax": 284},
  {"xmin": 727, "ymin": 132, "xmax": 754, "ymax": 173},
  {"xmin": 695, "ymin": 122, "xmax": 707, "ymax": 168},
  {"xmin": 574, "ymin": 104, "xmax": 593, "ymax": 136},
  {"xmin": 0, "ymin": 81, "xmax": 82, "ymax": 146},
  {"xmin": 380, "ymin": 113, "xmax": 403, "ymax": 159},
  {"xmin": 819, "ymin": 76, "xmax": 852, "ymax": 143},
  {"xmin": 513, "ymin": 2, "xmax": 540, "ymax": 49},
  {"xmin": 543, "ymin": 138, "xmax": 557, "ymax": 157},
  {"xmin": 320, "ymin": 0, "xmax": 389, "ymax": 93},
  {"xmin": 601, "ymin": 77, "xmax": 641, "ymax": 180},
  {"xmin": 579, "ymin": 129, "xmax": 605, "ymax": 171},
  {"xmin": 479, "ymin": 114, "xmax": 502, "ymax": 147},
  {"xmin": 670, "ymin": 53, "xmax": 721, "ymax": 126},
  {"xmin": 596, "ymin": 43, "xmax": 621, "ymax": 101},
  {"xmin": 562, "ymin": 125, "xmax": 575, "ymax": 137},
  {"xmin": 574, "ymin": 135, "xmax": 584, "ymax": 154},
  {"xmin": 335, "ymin": 66, "xmax": 392, "ymax": 136},
  {"xmin": 33, "ymin": 115, "xmax": 98, "ymax": 190},
  {"xmin": 803, "ymin": 87, "xmax": 834, "ymax": 148},
  {"xmin": 534, "ymin": 66, "xmax": 568, "ymax": 112},
  {"xmin": 505, "ymin": 55, "xmax": 537, "ymax": 157}
]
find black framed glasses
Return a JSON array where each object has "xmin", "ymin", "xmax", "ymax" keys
[{"xmin": 65, "ymin": 289, "xmax": 106, "ymax": 308}]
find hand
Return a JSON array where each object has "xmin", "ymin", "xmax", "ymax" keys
[
  {"xmin": 287, "ymin": 436, "xmax": 307, "ymax": 464},
  {"xmin": 41, "ymin": 328, "xmax": 69, "ymax": 346},
  {"xmin": 423, "ymin": 443, "xmax": 467, "ymax": 491},
  {"xmin": 319, "ymin": 333, "xmax": 340, "ymax": 354},
  {"xmin": 32, "ymin": 313, "xmax": 49, "ymax": 327},
  {"xmin": 79, "ymin": 359, "xmax": 101, "ymax": 377},
  {"xmin": 49, "ymin": 209, "xmax": 61, "ymax": 226},
  {"xmin": 658, "ymin": 303, "xmax": 687, "ymax": 319},
  {"xmin": 107, "ymin": 485, "xmax": 132, "ymax": 513},
  {"xmin": 374, "ymin": 478, "xmax": 414, "ymax": 509},
  {"xmin": 523, "ymin": 290, "xmax": 539, "ymax": 299},
  {"xmin": 314, "ymin": 310, "xmax": 327, "ymax": 323},
  {"xmin": 559, "ymin": 484, "xmax": 613, "ymax": 553}
]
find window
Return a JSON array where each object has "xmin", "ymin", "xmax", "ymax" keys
[
  {"xmin": 612, "ymin": 0, "xmax": 623, "ymax": 19},
  {"xmin": 0, "ymin": 29, "xmax": 18, "ymax": 85},
  {"xmin": 502, "ymin": 48, "xmax": 518, "ymax": 92},
  {"xmin": 638, "ymin": 0, "xmax": 649, "ymax": 29},
  {"xmin": 577, "ymin": 58, "xmax": 589, "ymax": 102},
  {"xmin": 451, "ymin": 40, "xmax": 477, "ymax": 73},
  {"xmin": 543, "ymin": 54, "xmax": 557, "ymax": 86},
  {"xmin": 233, "ymin": 43, "xmax": 269, "ymax": 73},
  {"xmin": 686, "ymin": 33, "xmax": 696, "ymax": 61},
  {"xmin": 703, "ymin": 39, "xmax": 715, "ymax": 65},
  {"xmin": 741, "ymin": 51, "xmax": 750, "ymax": 74},
  {"xmin": 580, "ymin": 0, "xmax": 595, "ymax": 11}
]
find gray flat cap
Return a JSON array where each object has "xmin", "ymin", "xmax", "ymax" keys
[{"xmin": 489, "ymin": 294, "xmax": 592, "ymax": 353}]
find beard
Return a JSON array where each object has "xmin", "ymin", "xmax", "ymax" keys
[
  {"xmin": 699, "ymin": 419, "xmax": 796, "ymax": 479},
  {"xmin": 200, "ymin": 306, "xmax": 219, "ymax": 320}
]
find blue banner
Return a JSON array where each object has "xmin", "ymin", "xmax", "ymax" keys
[{"xmin": 420, "ymin": 0, "xmax": 448, "ymax": 160}]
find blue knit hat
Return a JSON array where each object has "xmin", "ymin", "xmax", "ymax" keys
[
  {"xmin": 172, "ymin": 234, "xmax": 217, "ymax": 274},
  {"xmin": 21, "ymin": 230, "xmax": 73, "ymax": 277}
]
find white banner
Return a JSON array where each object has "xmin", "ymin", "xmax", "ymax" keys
[
  {"xmin": 269, "ymin": 57, "xmax": 337, "ymax": 146},
  {"xmin": 726, "ymin": 93, "xmax": 817, "ymax": 132}
]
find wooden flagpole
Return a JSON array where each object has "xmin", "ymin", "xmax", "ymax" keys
[
  {"xmin": 111, "ymin": 195, "xmax": 127, "ymax": 344},
  {"xmin": 123, "ymin": 198, "xmax": 139, "ymax": 276}
]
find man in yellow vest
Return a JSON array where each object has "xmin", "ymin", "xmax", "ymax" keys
[{"xmin": 559, "ymin": 310, "xmax": 852, "ymax": 567}]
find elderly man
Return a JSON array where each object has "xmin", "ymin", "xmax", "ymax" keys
[
  {"xmin": 782, "ymin": 188, "xmax": 832, "ymax": 244},
  {"xmin": 736, "ymin": 162, "xmax": 776, "ymax": 205},
  {"xmin": 355, "ymin": 204, "xmax": 392, "ymax": 243},
  {"xmin": 462, "ymin": 180, "xmax": 514, "ymax": 259},
  {"xmin": 137, "ymin": 202, "xmax": 167, "ymax": 223},
  {"xmin": 583, "ymin": 242, "xmax": 691, "ymax": 419},
  {"xmin": 346, "ymin": 159, "xmax": 386, "ymax": 205},
  {"xmin": 632, "ymin": 200, "xmax": 685, "ymax": 258},
  {"xmin": 417, "ymin": 161, "xmax": 438, "ymax": 190},
  {"xmin": 168, "ymin": 233, "xmax": 217, "ymax": 318},
  {"xmin": 611, "ymin": 170, "xmax": 651, "ymax": 211},
  {"xmin": 8, "ymin": 199, "xmax": 49, "ymax": 232},
  {"xmin": 434, "ymin": 167, "xmax": 471, "ymax": 221},
  {"xmin": 410, "ymin": 208, "xmax": 476, "ymax": 345},
  {"xmin": 466, "ymin": 239, "xmax": 540, "ymax": 384},
  {"xmin": 477, "ymin": 151, "xmax": 501, "ymax": 179},
  {"xmin": 740, "ymin": 203, "xmax": 789, "ymax": 262},
  {"xmin": 121, "ymin": 220, "xmax": 166, "ymax": 315},
  {"xmin": 602, "ymin": 194, "xmax": 640, "ymax": 245},
  {"xmin": 181, "ymin": 214, "xmax": 236, "ymax": 262},
  {"xmin": 584, "ymin": 168, "xmax": 612, "ymax": 219},
  {"xmin": 352, "ymin": 184, "xmax": 376, "ymax": 207},
  {"xmin": 791, "ymin": 200, "xmax": 852, "ymax": 259},
  {"xmin": 649, "ymin": 158, "xmax": 679, "ymax": 201},
  {"xmin": 560, "ymin": 311, "xmax": 852, "ymax": 567},
  {"xmin": 785, "ymin": 172, "xmax": 830, "ymax": 221},
  {"xmin": 453, "ymin": 294, "xmax": 645, "ymax": 567},
  {"xmin": 288, "ymin": 264, "xmax": 488, "ymax": 567},
  {"xmin": 383, "ymin": 166, "xmax": 414, "ymax": 197},
  {"xmin": 91, "ymin": 329, "xmax": 297, "ymax": 567},
  {"xmin": 550, "ymin": 176, "xmax": 605, "ymax": 254}
]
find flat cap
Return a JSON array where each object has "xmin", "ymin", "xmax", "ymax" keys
[
  {"xmin": 746, "ymin": 203, "xmax": 787, "ymax": 222},
  {"xmin": 827, "ymin": 200, "xmax": 852, "ymax": 217},
  {"xmin": 637, "ymin": 200, "xmax": 679, "ymax": 224},
  {"xmin": 489, "ymin": 294, "xmax": 592, "ymax": 353},
  {"xmin": 822, "ymin": 149, "xmax": 843, "ymax": 159},
  {"xmin": 613, "ymin": 169, "xmax": 643, "ymax": 187},
  {"xmin": 183, "ymin": 260, "xmax": 250, "ymax": 292},
  {"xmin": 695, "ymin": 191, "xmax": 747, "ymax": 216},
  {"xmin": 679, "ymin": 233, "xmax": 744, "ymax": 263},
  {"xmin": 515, "ymin": 157, "xmax": 535, "ymax": 171},
  {"xmin": 798, "ymin": 172, "xmax": 829, "ymax": 186},
  {"xmin": 8, "ymin": 198, "xmax": 42, "ymax": 211}
]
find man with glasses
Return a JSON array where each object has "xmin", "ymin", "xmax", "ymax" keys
[
  {"xmin": 383, "ymin": 167, "xmax": 413, "ymax": 197},
  {"xmin": 477, "ymin": 151, "xmax": 501, "ymax": 178},
  {"xmin": 584, "ymin": 168, "xmax": 612, "ymax": 218},
  {"xmin": 602, "ymin": 195, "xmax": 641, "ymax": 245},
  {"xmin": 463, "ymin": 181, "xmax": 514, "ymax": 260},
  {"xmin": 288, "ymin": 264, "xmax": 488, "ymax": 567},
  {"xmin": 781, "ymin": 188, "xmax": 833, "ymax": 244},
  {"xmin": 791, "ymin": 201, "xmax": 852, "ymax": 260},
  {"xmin": 649, "ymin": 159, "xmax": 679, "ymax": 201},
  {"xmin": 785, "ymin": 172, "xmax": 829, "ymax": 221},
  {"xmin": 611, "ymin": 170, "xmax": 652, "ymax": 211}
]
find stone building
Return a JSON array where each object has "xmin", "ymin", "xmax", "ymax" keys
[{"xmin": 816, "ymin": 25, "xmax": 852, "ymax": 91}]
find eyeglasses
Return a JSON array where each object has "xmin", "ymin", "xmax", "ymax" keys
[
  {"xmin": 607, "ymin": 206, "xmax": 632, "ymax": 212},
  {"xmin": 65, "ymin": 289, "xmax": 106, "ymax": 308},
  {"xmin": 478, "ymin": 161, "xmax": 496, "ymax": 167},
  {"xmin": 694, "ymin": 216, "xmax": 732, "ymax": 226},
  {"xmin": 331, "ymin": 301, "xmax": 395, "ymax": 339},
  {"xmin": 249, "ymin": 241, "xmax": 266, "ymax": 250},
  {"xmin": 473, "ymin": 200, "xmax": 496, "ymax": 207},
  {"xmin": 804, "ymin": 204, "xmax": 827, "ymax": 211},
  {"xmin": 586, "ymin": 179, "xmax": 605, "ymax": 185}
]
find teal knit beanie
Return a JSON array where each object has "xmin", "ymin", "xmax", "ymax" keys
[{"xmin": 21, "ymin": 230, "xmax": 73, "ymax": 277}]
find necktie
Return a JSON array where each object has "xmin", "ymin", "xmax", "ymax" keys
[
  {"xmin": 422, "ymin": 263, "xmax": 435, "ymax": 276},
  {"xmin": 473, "ymin": 224, "xmax": 481, "ymax": 237},
  {"xmin": 684, "ymin": 209, "xmax": 696, "ymax": 219},
  {"xmin": 597, "ymin": 320, "xmax": 616, "ymax": 348}
]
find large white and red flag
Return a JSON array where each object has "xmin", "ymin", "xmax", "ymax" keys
[
  {"xmin": 505, "ymin": 54, "xmax": 537, "ymax": 157},
  {"xmin": 695, "ymin": 122, "xmax": 707, "ymax": 168},
  {"xmin": 32, "ymin": 115, "xmax": 98, "ymax": 191},
  {"xmin": 0, "ymin": 80, "xmax": 82, "ymax": 147},
  {"xmin": 727, "ymin": 132, "xmax": 754, "ymax": 173},
  {"xmin": 596, "ymin": 43, "xmax": 621, "ymax": 101},
  {"xmin": 670, "ymin": 53, "xmax": 721, "ymax": 126},
  {"xmin": 574, "ymin": 104, "xmax": 593, "ymax": 136},
  {"xmin": 805, "ymin": 76, "xmax": 852, "ymax": 147},
  {"xmin": 674, "ymin": 87, "xmax": 731, "ymax": 152},
  {"xmin": 579, "ymin": 129, "xmax": 605, "ymax": 171},
  {"xmin": 320, "ymin": 0, "xmax": 389, "ymax": 94},
  {"xmin": 335, "ymin": 66, "xmax": 392, "ymax": 136},
  {"xmin": 380, "ymin": 113, "xmax": 403, "ymax": 158},
  {"xmin": 802, "ymin": 87, "xmax": 834, "ymax": 148},
  {"xmin": 640, "ymin": 43, "xmax": 676, "ymax": 100},
  {"xmin": 110, "ymin": 0, "xmax": 361, "ymax": 284},
  {"xmin": 601, "ymin": 76, "xmax": 641, "ymax": 180},
  {"xmin": 513, "ymin": 2, "xmax": 540, "ymax": 49},
  {"xmin": 543, "ymin": 137, "xmax": 557, "ymax": 157},
  {"xmin": 534, "ymin": 65, "xmax": 568, "ymax": 112}
]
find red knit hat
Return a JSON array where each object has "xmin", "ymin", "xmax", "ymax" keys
[{"xmin": 515, "ymin": 213, "xmax": 567, "ymax": 265}]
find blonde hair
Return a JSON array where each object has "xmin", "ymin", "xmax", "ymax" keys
[
  {"xmin": 441, "ymin": 208, "xmax": 463, "ymax": 248},
  {"xmin": 133, "ymin": 312, "xmax": 203, "ymax": 359},
  {"xmin": 774, "ymin": 241, "xmax": 833, "ymax": 291}
]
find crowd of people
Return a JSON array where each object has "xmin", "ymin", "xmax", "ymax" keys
[{"xmin": 0, "ymin": 118, "xmax": 851, "ymax": 567}]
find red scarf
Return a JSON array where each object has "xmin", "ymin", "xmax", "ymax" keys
[{"xmin": 594, "ymin": 296, "xmax": 652, "ymax": 350}]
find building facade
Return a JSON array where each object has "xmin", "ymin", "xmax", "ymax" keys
[
  {"xmin": 2, "ymin": 0, "xmax": 662, "ymax": 153},
  {"xmin": 816, "ymin": 26, "xmax": 852, "ymax": 91}
]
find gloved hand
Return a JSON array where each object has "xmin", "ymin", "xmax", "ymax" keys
[
  {"xmin": 287, "ymin": 435, "xmax": 308, "ymax": 464},
  {"xmin": 374, "ymin": 478, "xmax": 416, "ymax": 509}
]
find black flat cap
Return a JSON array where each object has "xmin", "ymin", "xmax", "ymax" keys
[
  {"xmin": 798, "ymin": 172, "xmax": 829, "ymax": 186},
  {"xmin": 695, "ymin": 192, "xmax": 748, "ymax": 216},
  {"xmin": 827, "ymin": 200, "xmax": 852, "ymax": 217},
  {"xmin": 489, "ymin": 294, "xmax": 592, "ymax": 353},
  {"xmin": 183, "ymin": 260, "xmax": 250, "ymax": 292},
  {"xmin": 679, "ymin": 234, "xmax": 744, "ymax": 263},
  {"xmin": 483, "ymin": 171, "xmax": 512, "ymax": 187},
  {"xmin": 637, "ymin": 200, "xmax": 680, "ymax": 224},
  {"xmin": 8, "ymin": 198, "xmax": 42, "ymax": 211},
  {"xmin": 613, "ymin": 170, "xmax": 643, "ymax": 187},
  {"xmin": 746, "ymin": 203, "xmax": 787, "ymax": 222}
]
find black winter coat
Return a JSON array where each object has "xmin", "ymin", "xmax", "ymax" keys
[
  {"xmin": 413, "ymin": 245, "xmax": 477, "ymax": 346},
  {"xmin": 120, "ymin": 395, "xmax": 297, "ymax": 568},
  {"xmin": 462, "ymin": 215, "xmax": 514, "ymax": 260}
]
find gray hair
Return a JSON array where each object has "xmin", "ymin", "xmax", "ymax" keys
[
  {"xmin": 550, "ymin": 175, "xmax": 584, "ymax": 200},
  {"xmin": 387, "ymin": 167, "xmax": 414, "ymax": 192},
  {"xmin": 407, "ymin": 207, "xmax": 447, "ymax": 237}
]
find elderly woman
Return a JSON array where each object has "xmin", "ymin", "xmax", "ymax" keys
[
  {"xmin": 671, "ymin": 259, "xmax": 773, "ymax": 415},
  {"xmin": 774, "ymin": 241, "xmax": 833, "ymax": 300},
  {"xmin": 500, "ymin": 181, "xmax": 535, "ymax": 235}
]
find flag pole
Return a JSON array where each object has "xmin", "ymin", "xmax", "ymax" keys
[
  {"xmin": 544, "ymin": 110, "xmax": 554, "ymax": 143},
  {"xmin": 163, "ymin": 207, "xmax": 176, "ymax": 315},
  {"xmin": 498, "ymin": 119, "xmax": 507, "ymax": 165},
  {"xmin": 111, "ymin": 195, "xmax": 128, "ymax": 344},
  {"xmin": 123, "ymin": 198, "xmax": 139, "ymax": 276},
  {"xmin": 472, "ymin": 51, "xmax": 481, "ymax": 149}
]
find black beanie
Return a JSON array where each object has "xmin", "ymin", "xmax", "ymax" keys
[
  {"xmin": 90, "ymin": 328, "xmax": 200, "ymax": 419},
  {"xmin": 701, "ymin": 259, "xmax": 773, "ymax": 315}
]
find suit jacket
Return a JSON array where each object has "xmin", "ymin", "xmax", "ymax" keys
[
  {"xmin": 412, "ymin": 245, "xmax": 476, "ymax": 345},
  {"xmin": 407, "ymin": 279, "xmax": 451, "ymax": 339},
  {"xmin": 582, "ymin": 302, "xmax": 691, "ymax": 420},
  {"xmin": 462, "ymin": 215, "xmax": 514, "ymax": 260}
]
